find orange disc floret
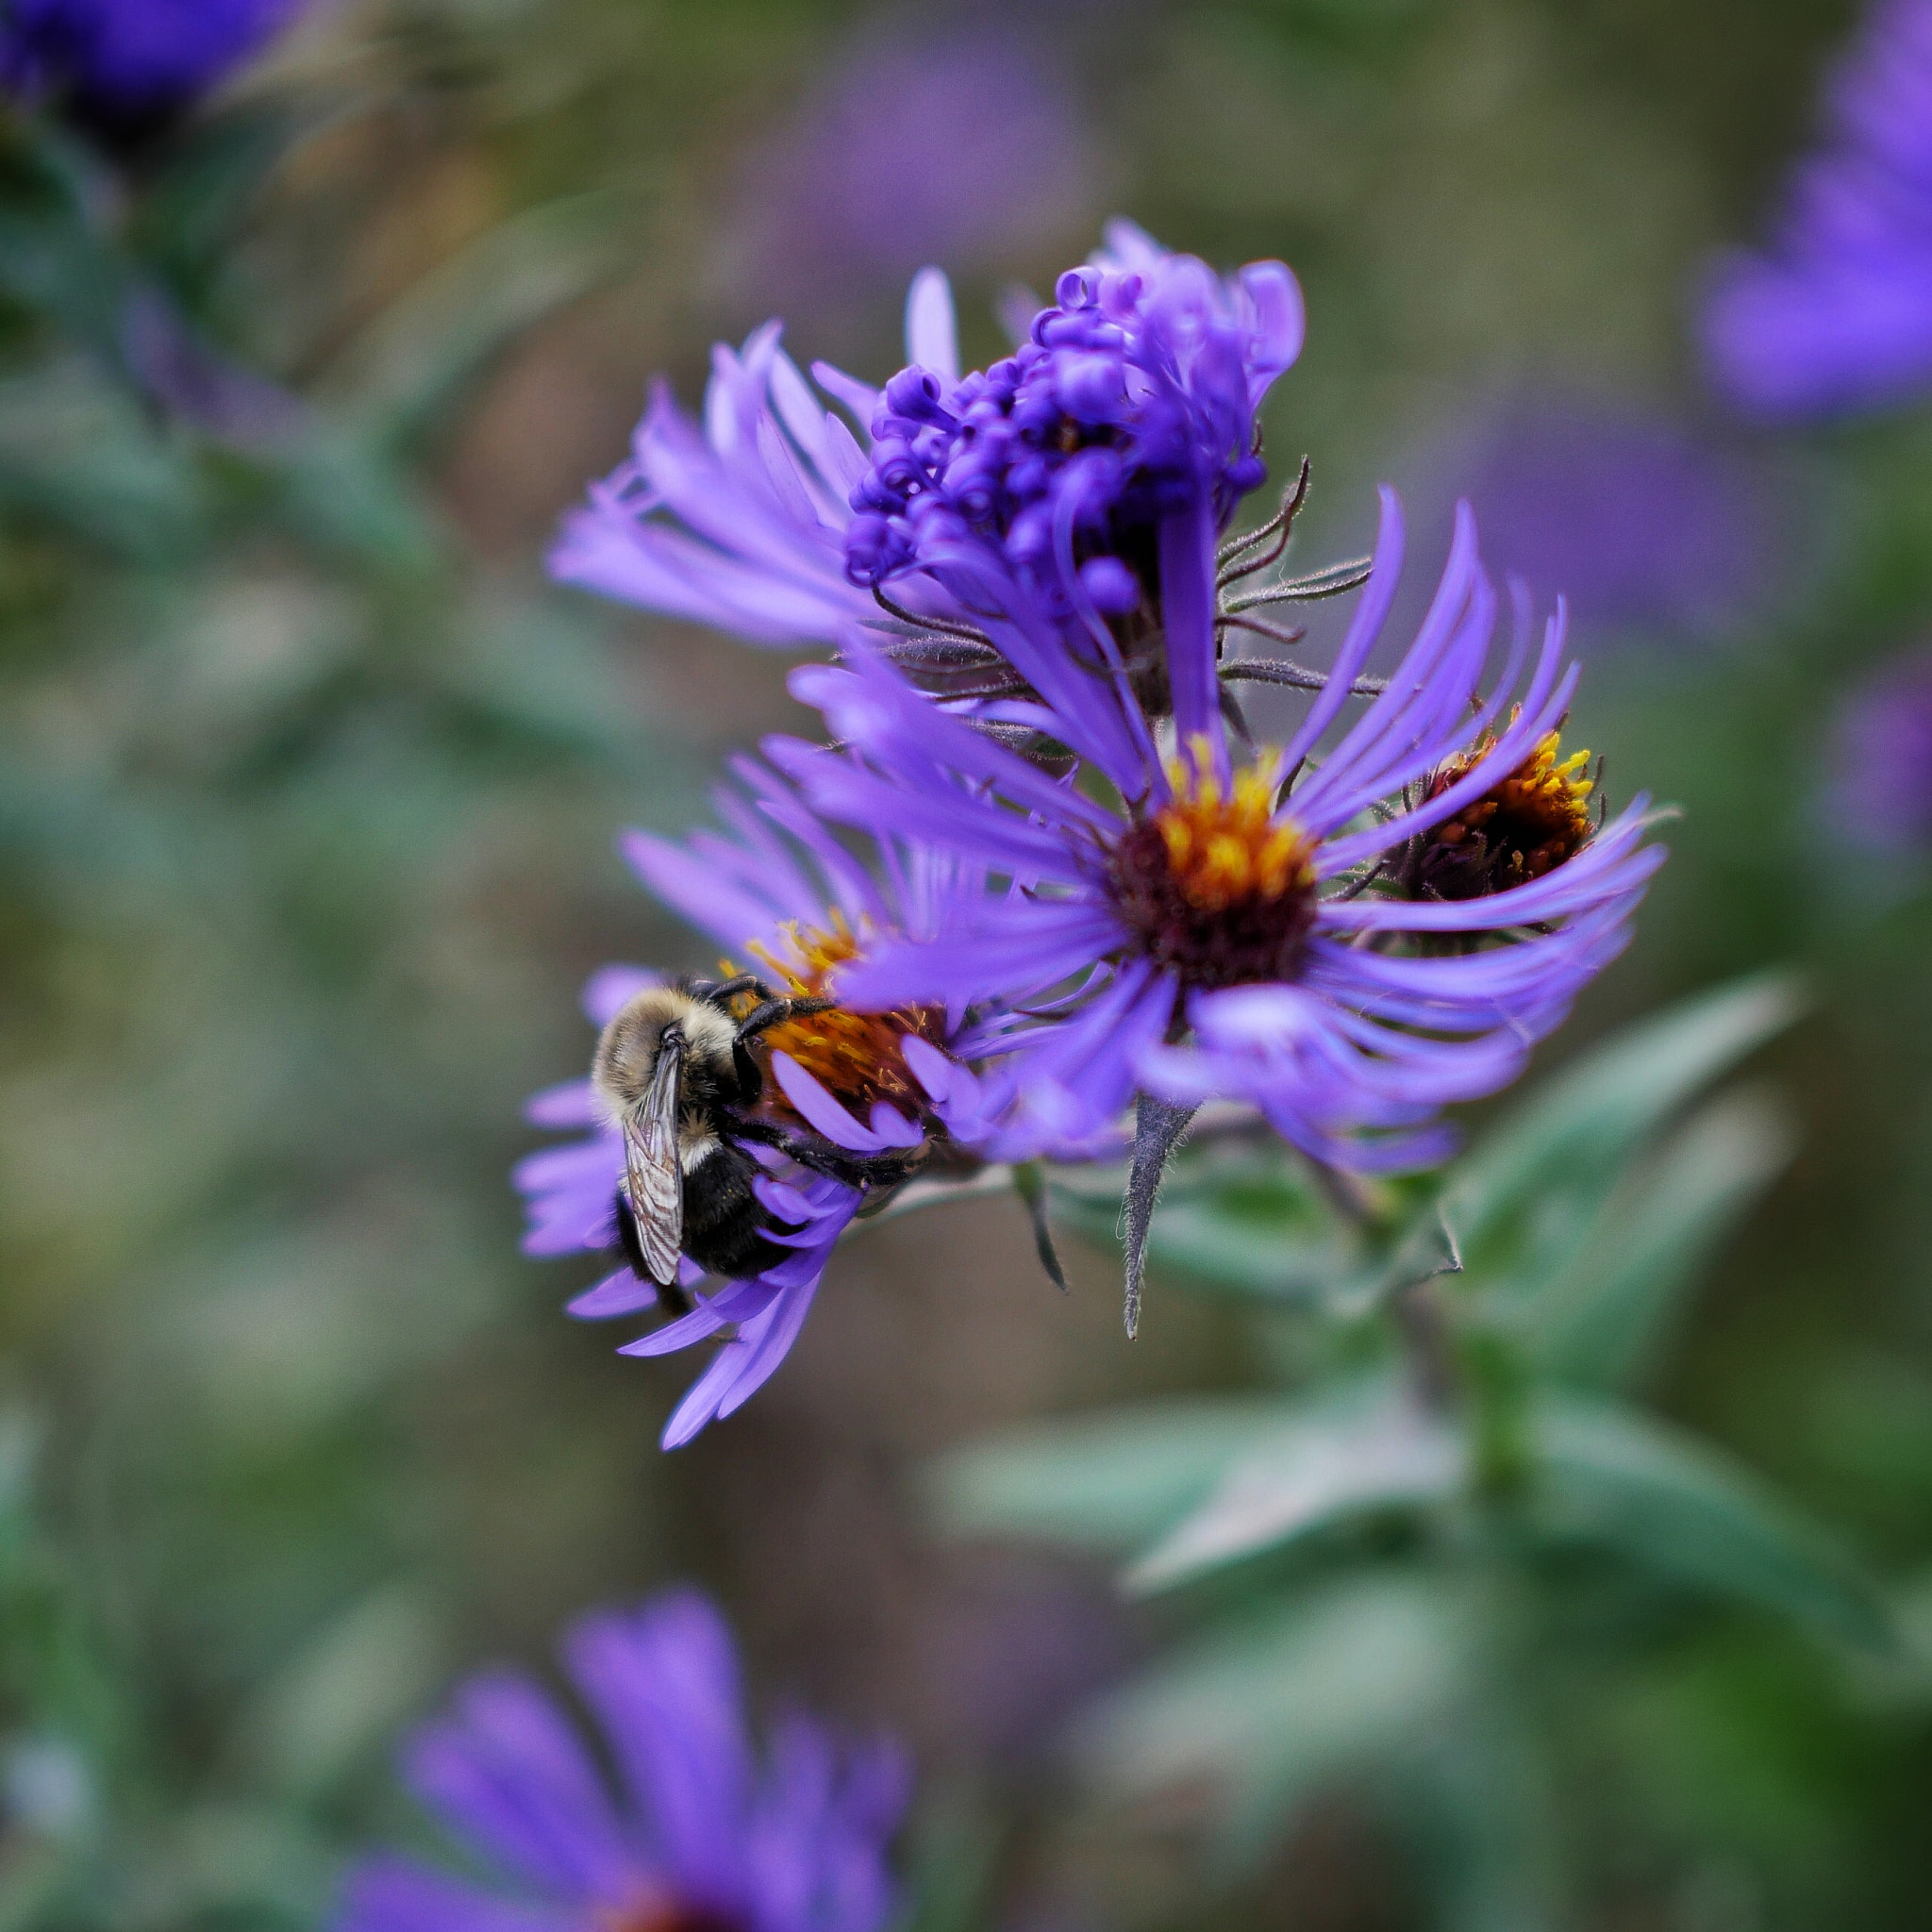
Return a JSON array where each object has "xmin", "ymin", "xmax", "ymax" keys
[
  {"xmin": 723, "ymin": 908, "xmax": 945, "ymax": 1132},
  {"xmin": 1421, "ymin": 724, "xmax": 1594, "ymax": 899},
  {"xmin": 1108, "ymin": 745, "xmax": 1319, "ymax": 989}
]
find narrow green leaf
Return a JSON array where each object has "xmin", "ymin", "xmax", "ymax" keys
[
  {"xmin": 0, "ymin": 360, "xmax": 205, "ymax": 555},
  {"xmin": 134, "ymin": 104, "xmax": 305, "ymax": 273},
  {"xmin": 1527, "ymin": 1395, "xmax": 1893, "ymax": 1653},
  {"xmin": 889, "ymin": 1785, "xmax": 1007, "ymax": 1932},
  {"xmin": 925, "ymin": 1399, "xmax": 1288, "ymax": 1553},
  {"xmin": 1125, "ymin": 1377, "xmax": 1463, "ymax": 1594},
  {"xmin": 1446, "ymin": 973, "xmax": 1804, "ymax": 1291},
  {"xmin": 1524, "ymin": 1088, "xmax": 1795, "ymax": 1391}
]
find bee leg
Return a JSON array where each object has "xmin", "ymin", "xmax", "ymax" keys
[
  {"xmin": 732, "ymin": 1038, "xmax": 763, "ymax": 1106},
  {"xmin": 730, "ymin": 1119, "xmax": 859, "ymax": 1185},
  {"xmin": 778, "ymin": 1135, "xmax": 925, "ymax": 1191},
  {"xmin": 844, "ymin": 1149, "xmax": 929, "ymax": 1187},
  {"xmin": 691, "ymin": 973, "xmax": 774, "ymax": 1008},
  {"xmin": 737, "ymin": 993, "xmax": 838, "ymax": 1041},
  {"xmin": 654, "ymin": 1275, "xmax": 697, "ymax": 1318}
]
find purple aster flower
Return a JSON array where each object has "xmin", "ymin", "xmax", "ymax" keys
[
  {"xmin": 0, "ymin": 0, "xmax": 309, "ymax": 143},
  {"xmin": 1825, "ymin": 645, "xmax": 1932, "ymax": 852},
  {"xmin": 514, "ymin": 758, "xmax": 1045, "ymax": 1447},
  {"xmin": 548, "ymin": 223, "xmax": 1324, "ymax": 769},
  {"xmin": 786, "ymin": 490, "xmax": 1665, "ymax": 1188},
  {"xmin": 336, "ymin": 1587, "xmax": 908, "ymax": 1932},
  {"xmin": 1700, "ymin": 0, "xmax": 1932, "ymax": 421}
]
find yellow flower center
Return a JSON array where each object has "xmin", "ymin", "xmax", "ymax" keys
[
  {"xmin": 724, "ymin": 908, "xmax": 944, "ymax": 1130},
  {"xmin": 1108, "ymin": 744, "xmax": 1319, "ymax": 989}
]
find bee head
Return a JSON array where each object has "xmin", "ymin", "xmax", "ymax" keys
[{"xmin": 591, "ymin": 986, "xmax": 738, "ymax": 1119}]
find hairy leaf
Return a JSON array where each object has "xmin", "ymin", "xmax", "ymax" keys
[
  {"xmin": 1522, "ymin": 1088, "xmax": 1796, "ymax": 1390},
  {"xmin": 927, "ymin": 1400, "xmax": 1289, "ymax": 1552},
  {"xmin": 1526, "ymin": 1395, "xmax": 1892, "ymax": 1652},
  {"xmin": 1126, "ymin": 1377, "xmax": 1463, "ymax": 1593},
  {"xmin": 1446, "ymin": 974, "xmax": 1804, "ymax": 1295}
]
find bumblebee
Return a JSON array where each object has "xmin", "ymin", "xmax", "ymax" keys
[{"xmin": 591, "ymin": 974, "xmax": 921, "ymax": 1310}]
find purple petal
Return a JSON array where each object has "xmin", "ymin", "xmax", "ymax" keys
[
  {"xmin": 399, "ymin": 1674, "xmax": 636, "ymax": 1898},
  {"xmin": 770, "ymin": 1054, "xmax": 889, "ymax": 1150},
  {"xmin": 333, "ymin": 1857, "xmax": 576, "ymax": 1932},
  {"xmin": 567, "ymin": 1269, "xmax": 660, "ymax": 1322},
  {"xmin": 562, "ymin": 1592, "xmax": 754, "ymax": 1890}
]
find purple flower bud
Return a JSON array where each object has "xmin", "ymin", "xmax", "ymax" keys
[
  {"xmin": 873, "ymin": 438, "xmax": 924, "ymax": 494},
  {"xmin": 1, "ymin": 0, "xmax": 311, "ymax": 146},
  {"xmin": 908, "ymin": 493, "xmax": 970, "ymax": 551},
  {"xmin": 1006, "ymin": 452, "xmax": 1050, "ymax": 501},
  {"xmin": 1005, "ymin": 500, "xmax": 1054, "ymax": 565},
  {"xmin": 1057, "ymin": 353, "xmax": 1129, "ymax": 423},
  {"xmin": 848, "ymin": 473, "xmax": 902, "ymax": 515},
  {"xmin": 943, "ymin": 453, "xmax": 1002, "ymax": 524},
  {"xmin": 1226, "ymin": 453, "xmax": 1267, "ymax": 494},
  {"xmin": 885, "ymin": 365, "xmax": 954, "ymax": 425},
  {"xmin": 1079, "ymin": 556, "xmax": 1141, "ymax": 613},
  {"xmin": 1060, "ymin": 443, "xmax": 1124, "ymax": 507},
  {"xmin": 843, "ymin": 512, "xmax": 905, "ymax": 585},
  {"xmin": 843, "ymin": 227, "xmax": 1302, "ymax": 630},
  {"xmin": 1010, "ymin": 384, "xmax": 1064, "ymax": 436},
  {"xmin": 1056, "ymin": 266, "xmax": 1100, "ymax": 310}
]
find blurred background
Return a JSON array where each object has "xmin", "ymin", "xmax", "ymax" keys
[{"xmin": 3, "ymin": 0, "xmax": 1931, "ymax": 1927}]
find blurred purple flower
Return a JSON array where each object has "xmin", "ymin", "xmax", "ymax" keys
[
  {"xmin": 337, "ymin": 1588, "xmax": 908, "ymax": 1932},
  {"xmin": 720, "ymin": 23, "xmax": 1098, "ymax": 307},
  {"xmin": 515, "ymin": 757, "xmax": 1038, "ymax": 1448},
  {"xmin": 1701, "ymin": 0, "xmax": 1932, "ymax": 422},
  {"xmin": 1455, "ymin": 399, "xmax": 1782, "ymax": 635},
  {"xmin": 1827, "ymin": 648, "xmax": 1932, "ymax": 852},
  {"xmin": 0, "ymin": 0, "xmax": 308, "ymax": 141},
  {"xmin": 789, "ymin": 491, "xmax": 1664, "ymax": 1171}
]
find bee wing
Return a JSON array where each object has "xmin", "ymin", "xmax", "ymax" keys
[{"xmin": 623, "ymin": 1030, "xmax": 685, "ymax": 1287}]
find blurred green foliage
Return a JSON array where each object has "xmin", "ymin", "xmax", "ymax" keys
[
  {"xmin": 941, "ymin": 983, "xmax": 1907, "ymax": 1923},
  {"xmin": 0, "ymin": 3, "xmax": 1930, "ymax": 1932}
]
